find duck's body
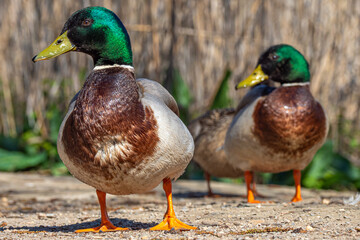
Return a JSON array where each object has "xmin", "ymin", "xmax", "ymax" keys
[
  {"xmin": 58, "ymin": 66, "xmax": 193, "ymax": 195},
  {"xmin": 33, "ymin": 7, "xmax": 196, "ymax": 232},
  {"xmin": 188, "ymin": 108, "xmax": 243, "ymax": 196},
  {"xmin": 226, "ymin": 84, "xmax": 328, "ymax": 173},
  {"xmin": 224, "ymin": 45, "xmax": 329, "ymax": 203},
  {"xmin": 189, "ymin": 108, "xmax": 239, "ymax": 178}
]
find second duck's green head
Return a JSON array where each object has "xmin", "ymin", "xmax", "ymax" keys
[
  {"xmin": 33, "ymin": 6, "xmax": 133, "ymax": 66},
  {"xmin": 236, "ymin": 44, "xmax": 310, "ymax": 89}
]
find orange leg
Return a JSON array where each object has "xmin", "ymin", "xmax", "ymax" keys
[
  {"xmin": 291, "ymin": 170, "xmax": 303, "ymax": 202},
  {"xmin": 75, "ymin": 190, "xmax": 128, "ymax": 233},
  {"xmin": 150, "ymin": 178, "xmax": 197, "ymax": 231},
  {"xmin": 245, "ymin": 171, "xmax": 263, "ymax": 203}
]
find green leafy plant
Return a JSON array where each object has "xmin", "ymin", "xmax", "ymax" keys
[
  {"xmin": 0, "ymin": 105, "xmax": 68, "ymax": 175},
  {"xmin": 0, "ymin": 148, "xmax": 47, "ymax": 171},
  {"xmin": 210, "ymin": 69, "xmax": 233, "ymax": 109},
  {"xmin": 302, "ymin": 141, "xmax": 360, "ymax": 190},
  {"xmin": 168, "ymin": 70, "xmax": 193, "ymax": 124}
]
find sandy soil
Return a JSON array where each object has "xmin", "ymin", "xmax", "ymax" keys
[{"xmin": 0, "ymin": 172, "xmax": 359, "ymax": 239}]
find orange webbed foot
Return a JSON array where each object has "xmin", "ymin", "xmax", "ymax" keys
[
  {"xmin": 150, "ymin": 178, "xmax": 197, "ymax": 231},
  {"xmin": 245, "ymin": 171, "xmax": 271, "ymax": 204},
  {"xmin": 247, "ymin": 199, "xmax": 265, "ymax": 204},
  {"xmin": 247, "ymin": 195, "xmax": 273, "ymax": 204},
  {"xmin": 75, "ymin": 190, "xmax": 129, "ymax": 233},
  {"xmin": 291, "ymin": 195, "xmax": 303, "ymax": 203},
  {"xmin": 150, "ymin": 215, "xmax": 197, "ymax": 231},
  {"xmin": 75, "ymin": 222, "xmax": 128, "ymax": 233}
]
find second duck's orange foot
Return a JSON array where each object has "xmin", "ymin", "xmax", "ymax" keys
[
  {"xmin": 247, "ymin": 189, "xmax": 266, "ymax": 204},
  {"xmin": 245, "ymin": 171, "xmax": 267, "ymax": 204},
  {"xmin": 75, "ymin": 222, "xmax": 128, "ymax": 233},
  {"xmin": 291, "ymin": 195, "xmax": 303, "ymax": 202},
  {"xmin": 150, "ymin": 215, "xmax": 197, "ymax": 231},
  {"xmin": 291, "ymin": 184, "xmax": 303, "ymax": 202}
]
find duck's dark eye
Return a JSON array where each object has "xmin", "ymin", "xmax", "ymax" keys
[
  {"xmin": 82, "ymin": 19, "xmax": 93, "ymax": 27},
  {"xmin": 269, "ymin": 53, "xmax": 278, "ymax": 60}
]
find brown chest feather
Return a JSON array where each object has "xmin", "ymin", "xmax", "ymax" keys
[
  {"xmin": 252, "ymin": 86, "xmax": 327, "ymax": 155},
  {"xmin": 62, "ymin": 68, "xmax": 159, "ymax": 178}
]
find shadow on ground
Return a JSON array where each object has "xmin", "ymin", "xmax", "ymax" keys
[{"xmin": 3, "ymin": 218, "xmax": 156, "ymax": 232}]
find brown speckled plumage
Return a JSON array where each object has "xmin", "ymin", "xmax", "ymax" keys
[
  {"xmin": 62, "ymin": 67, "xmax": 159, "ymax": 180},
  {"xmin": 252, "ymin": 85, "xmax": 327, "ymax": 157},
  {"xmin": 188, "ymin": 108, "xmax": 242, "ymax": 178},
  {"xmin": 225, "ymin": 84, "xmax": 328, "ymax": 173},
  {"xmin": 189, "ymin": 108, "xmax": 236, "ymax": 141}
]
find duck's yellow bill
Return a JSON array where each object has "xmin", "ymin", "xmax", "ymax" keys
[
  {"xmin": 235, "ymin": 65, "xmax": 269, "ymax": 89},
  {"xmin": 32, "ymin": 31, "xmax": 76, "ymax": 62}
]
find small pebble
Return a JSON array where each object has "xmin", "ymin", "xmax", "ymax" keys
[
  {"xmin": 306, "ymin": 225, "xmax": 314, "ymax": 231},
  {"xmin": 1, "ymin": 197, "xmax": 8, "ymax": 207},
  {"xmin": 38, "ymin": 213, "xmax": 46, "ymax": 219}
]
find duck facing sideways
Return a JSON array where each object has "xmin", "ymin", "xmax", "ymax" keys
[
  {"xmin": 188, "ymin": 108, "xmax": 243, "ymax": 196},
  {"xmin": 224, "ymin": 44, "xmax": 329, "ymax": 203},
  {"xmin": 33, "ymin": 7, "xmax": 196, "ymax": 232}
]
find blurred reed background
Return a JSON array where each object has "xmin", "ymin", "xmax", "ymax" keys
[{"xmin": 0, "ymin": 0, "xmax": 359, "ymax": 188}]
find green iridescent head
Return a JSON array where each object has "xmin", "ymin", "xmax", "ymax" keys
[
  {"xmin": 236, "ymin": 44, "xmax": 310, "ymax": 89},
  {"xmin": 33, "ymin": 7, "xmax": 133, "ymax": 66}
]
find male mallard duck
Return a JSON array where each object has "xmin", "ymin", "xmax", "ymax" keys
[
  {"xmin": 224, "ymin": 44, "xmax": 329, "ymax": 203},
  {"xmin": 32, "ymin": 6, "xmax": 196, "ymax": 232},
  {"xmin": 188, "ymin": 108, "xmax": 243, "ymax": 196}
]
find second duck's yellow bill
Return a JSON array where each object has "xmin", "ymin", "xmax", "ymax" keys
[
  {"xmin": 32, "ymin": 31, "xmax": 76, "ymax": 62},
  {"xmin": 236, "ymin": 65, "xmax": 269, "ymax": 89}
]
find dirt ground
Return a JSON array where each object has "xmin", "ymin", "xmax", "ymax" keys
[{"xmin": 0, "ymin": 172, "xmax": 359, "ymax": 239}]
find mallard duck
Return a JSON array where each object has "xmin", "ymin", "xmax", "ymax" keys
[
  {"xmin": 32, "ymin": 6, "xmax": 196, "ymax": 232},
  {"xmin": 224, "ymin": 44, "xmax": 329, "ymax": 203},
  {"xmin": 188, "ymin": 108, "xmax": 243, "ymax": 196}
]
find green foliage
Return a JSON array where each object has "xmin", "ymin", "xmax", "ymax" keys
[
  {"xmin": 50, "ymin": 162, "xmax": 68, "ymax": 176},
  {"xmin": 0, "ymin": 148, "xmax": 47, "ymax": 171},
  {"xmin": 302, "ymin": 141, "xmax": 360, "ymax": 190},
  {"xmin": 210, "ymin": 69, "xmax": 233, "ymax": 109},
  {"xmin": 218, "ymin": 177, "xmax": 244, "ymax": 184},
  {"xmin": 169, "ymin": 70, "xmax": 193, "ymax": 124},
  {"xmin": 46, "ymin": 104, "xmax": 63, "ymax": 143},
  {"xmin": 0, "ymin": 105, "xmax": 68, "ymax": 175},
  {"xmin": 172, "ymin": 70, "xmax": 192, "ymax": 109}
]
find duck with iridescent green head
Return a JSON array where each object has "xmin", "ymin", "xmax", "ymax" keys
[
  {"xmin": 224, "ymin": 44, "xmax": 329, "ymax": 203},
  {"xmin": 33, "ymin": 6, "xmax": 196, "ymax": 232}
]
